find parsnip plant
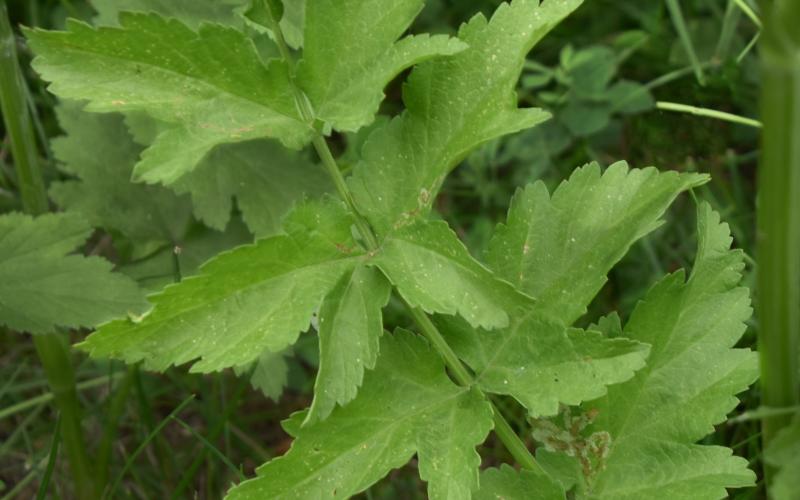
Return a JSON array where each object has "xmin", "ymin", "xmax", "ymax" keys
[{"xmin": 15, "ymin": 0, "xmax": 759, "ymax": 497}]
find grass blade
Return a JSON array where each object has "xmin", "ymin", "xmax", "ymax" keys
[
  {"xmin": 665, "ymin": 0, "xmax": 706, "ymax": 85},
  {"xmin": 36, "ymin": 414, "xmax": 61, "ymax": 500}
]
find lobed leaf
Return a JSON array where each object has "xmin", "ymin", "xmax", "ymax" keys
[
  {"xmin": 567, "ymin": 203, "xmax": 758, "ymax": 499},
  {"xmin": 486, "ymin": 161, "xmax": 708, "ymax": 325},
  {"xmin": 306, "ymin": 265, "xmax": 392, "ymax": 425},
  {"xmin": 26, "ymin": 13, "xmax": 310, "ymax": 185},
  {"xmin": 349, "ymin": 0, "xmax": 582, "ymax": 237},
  {"xmin": 226, "ymin": 331, "xmax": 494, "ymax": 500},
  {"xmin": 0, "ymin": 213, "xmax": 147, "ymax": 334},
  {"xmin": 79, "ymin": 199, "xmax": 364, "ymax": 372}
]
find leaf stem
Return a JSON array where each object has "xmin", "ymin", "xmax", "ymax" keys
[
  {"xmin": 756, "ymin": 0, "xmax": 800, "ymax": 482},
  {"xmin": 407, "ymin": 305, "xmax": 546, "ymax": 475},
  {"xmin": 0, "ymin": 4, "xmax": 98, "ymax": 498},
  {"xmin": 263, "ymin": 2, "xmax": 379, "ymax": 250},
  {"xmin": 267, "ymin": 8, "xmax": 545, "ymax": 475}
]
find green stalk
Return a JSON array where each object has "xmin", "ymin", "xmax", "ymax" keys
[
  {"xmin": 0, "ymin": 4, "xmax": 98, "ymax": 498},
  {"xmin": 264, "ymin": 7, "xmax": 544, "ymax": 474},
  {"xmin": 32, "ymin": 335, "xmax": 98, "ymax": 499},
  {"xmin": 656, "ymin": 101, "xmax": 763, "ymax": 128},
  {"xmin": 757, "ymin": 0, "xmax": 800, "ymax": 470}
]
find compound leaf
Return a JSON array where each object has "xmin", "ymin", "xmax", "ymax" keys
[
  {"xmin": 439, "ymin": 309, "xmax": 649, "ymax": 417},
  {"xmin": 226, "ymin": 331, "xmax": 494, "ymax": 500},
  {"xmin": 0, "ymin": 213, "xmax": 147, "ymax": 334},
  {"xmin": 306, "ymin": 265, "xmax": 392, "ymax": 425},
  {"xmin": 79, "ymin": 199, "xmax": 364, "ymax": 372},
  {"xmin": 50, "ymin": 102, "xmax": 192, "ymax": 244},
  {"xmin": 371, "ymin": 219, "xmax": 522, "ymax": 330},
  {"xmin": 486, "ymin": 162, "xmax": 708, "ymax": 325},
  {"xmin": 298, "ymin": 0, "xmax": 466, "ymax": 131},
  {"xmin": 26, "ymin": 13, "xmax": 310, "ymax": 185},
  {"xmin": 349, "ymin": 0, "xmax": 582, "ymax": 237},
  {"xmin": 571, "ymin": 203, "xmax": 758, "ymax": 499},
  {"xmin": 476, "ymin": 465, "xmax": 566, "ymax": 500}
]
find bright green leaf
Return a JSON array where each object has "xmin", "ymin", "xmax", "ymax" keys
[
  {"xmin": 298, "ymin": 0, "xmax": 466, "ymax": 131},
  {"xmin": 0, "ymin": 212, "xmax": 147, "ymax": 334},
  {"xmin": 570, "ymin": 203, "xmax": 757, "ymax": 499},
  {"xmin": 79, "ymin": 199, "xmax": 365, "ymax": 372},
  {"xmin": 349, "ymin": 0, "xmax": 582, "ymax": 236},
  {"xmin": 50, "ymin": 101, "xmax": 193, "ymax": 244},
  {"xmin": 306, "ymin": 265, "xmax": 392, "ymax": 425},
  {"xmin": 26, "ymin": 13, "xmax": 310, "ymax": 185},
  {"xmin": 475, "ymin": 465, "xmax": 566, "ymax": 500},
  {"xmin": 226, "ymin": 331, "xmax": 494, "ymax": 500},
  {"xmin": 486, "ymin": 162, "xmax": 708, "ymax": 325},
  {"xmin": 371, "ymin": 219, "xmax": 523, "ymax": 330}
]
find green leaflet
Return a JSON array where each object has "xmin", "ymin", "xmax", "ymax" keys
[
  {"xmin": 0, "ymin": 212, "xmax": 147, "ymax": 334},
  {"xmin": 306, "ymin": 265, "xmax": 392, "ymax": 425},
  {"xmin": 25, "ymin": 13, "xmax": 309, "ymax": 185},
  {"xmin": 439, "ymin": 311, "xmax": 649, "ymax": 417},
  {"xmin": 297, "ymin": 0, "xmax": 466, "ymax": 131},
  {"xmin": 371, "ymin": 219, "xmax": 523, "ymax": 330},
  {"xmin": 567, "ymin": 203, "xmax": 758, "ymax": 499},
  {"xmin": 486, "ymin": 162, "xmax": 708, "ymax": 325},
  {"xmin": 50, "ymin": 102, "xmax": 193, "ymax": 244},
  {"xmin": 79, "ymin": 199, "xmax": 364, "ymax": 372},
  {"xmin": 92, "ymin": 0, "xmax": 248, "ymax": 29},
  {"xmin": 475, "ymin": 465, "xmax": 566, "ymax": 500},
  {"xmin": 234, "ymin": 347, "xmax": 290, "ymax": 401},
  {"xmin": 173, "ymin": 139, "xmax": 333, "ymax": 238},
  {"xmin": 226, "ymin": 331, "xmax": 494, "ymax": 500},
  {"xmin": 349, "ymin": 0, "xmax": 582, "ymax": 236},
  {"xmin": 765, "ymin": 415, "xmax": 800, "ymax": 500}
]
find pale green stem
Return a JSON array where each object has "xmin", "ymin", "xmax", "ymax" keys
[
  {"xmin": 757, "ymin": 0, "xmax": 800, "ymax": 485},
  {"xmin": 733, "ymin": 0, "xmax": 763, "ymax": 27},
  {"xmin": 656, "ymin": 101, "xmax": 763, "ymax": 128}
]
